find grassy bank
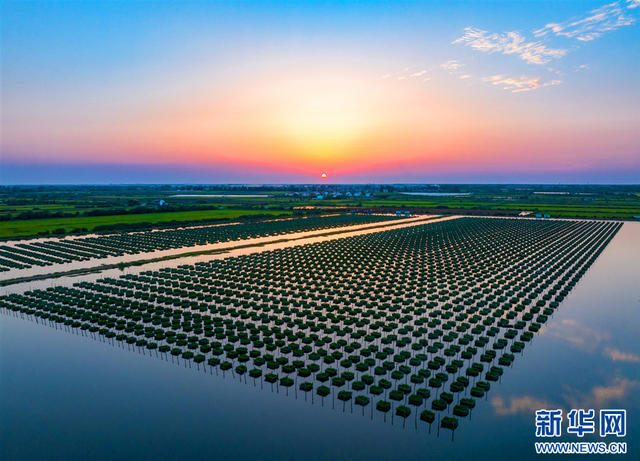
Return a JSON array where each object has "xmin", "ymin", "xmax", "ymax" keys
[{"xmin": 0, "ymin": 209, "xmax": 291, "ymax": 238}]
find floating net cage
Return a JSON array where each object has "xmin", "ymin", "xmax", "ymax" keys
[
  {"xmin": 0, "ymin": 214, "xmax": 395, "ymax": 272},
  {"xmin": 1, "ymin": 217, "xmax": 622, "ymax": 435}
]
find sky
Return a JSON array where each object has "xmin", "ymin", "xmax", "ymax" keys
[{"xmin": 1, "ymin": 0, "xmax": 639, "ymax": 184}]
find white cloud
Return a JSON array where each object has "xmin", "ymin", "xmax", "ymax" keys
[
  {"xmin": 492, "ymin": 395, "xmax": 561, "ymax": 415},
  {"xmin": 460, "ymin": 74, "xmax": 473, "ymax": 79},
  {"xmin": 547, "ymin": 67, "xmax": 566, "ymax": 76},
  {"xmin": 564, "ymin": 377, "xmax": 640, "ymax": 411},
  {"xmin": 440, "ymin": 60, "xmax": 464, "ymax": 71},
  {"xmin": 453, "ymin": 28, "xmax": 568, "ymax": 65},
  {"xmin": 493, "ymin": 377, "xmax": 640, "ymax": 417},
  {"xmin": 481, "ymin": 74, "xmax": 561, "ymax": 92},
  {"xmin": 540, "ymin": 318, "xmax": 610, "ymax": 349},
  {"xmin": 603, "ymin": 346, "xmax": 640, "ymax": 362},
  {"xmin": 534, "ymin": 1, "xmax": 638, "ymax": 42},
  {"xmin": 542, "ymin": 321, "xmax": 639, "ymax": 362},
  {"xmin": 381, "ymin": 68, "xmax": 432, "ymax": 83}
]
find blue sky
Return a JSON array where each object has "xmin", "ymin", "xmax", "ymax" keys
[{"xmin": 2, "ymin": 0, "xmax": 639, "ymax": 184}]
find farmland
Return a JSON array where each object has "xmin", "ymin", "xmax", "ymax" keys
[
  {"xmin": 1, "ymin": 184, "xmax": 638, "ymax": 240},
  {"xmin": 0, "ymin": 209, "xmax": 293, "ymax": 239}
]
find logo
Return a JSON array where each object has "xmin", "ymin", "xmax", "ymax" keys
[
  {"xmin": 534, "ymin": 408, "xmax": 628, "ymax": 455},
  {"xmin": 536, "ymin": 408, "xmax": 626, "ymax": 438},
  {"xmin": 567, "ymin": 409, "xmax": 595, "ymax": 437},
  {"xmin": 535, "ymin": 409, "xmax": 563, "ymax": 437},
  {"xmin": 600, "ymin": 410, "xmax": 626, "ymax": 437}
]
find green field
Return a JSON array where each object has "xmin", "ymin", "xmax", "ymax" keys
[
  {"xmin": 0, "ymin": 203, "xmax": 106, "ymax": 218},
  {"xmin": 289, "ymin": 195, "xmax": 640, "ymax": 219},
  {"xmin": 0, "ymin": 209, "xmax": 291, "ymax": 238},
  {"xmin": 1, "ymin": 185, "xmax": 637, "ymax": 239}
]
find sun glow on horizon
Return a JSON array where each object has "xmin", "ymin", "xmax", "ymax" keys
[
  {"xmin": 195, "ymin": 75, "xmax": 460, "ymax": 176},
  {"xmin": 254, "ymin": 78, "xmax": 392, "ymax": 169}
]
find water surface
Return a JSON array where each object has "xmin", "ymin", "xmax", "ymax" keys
[{"xmin": 1, "ymin": 222, "xmax": 637, "ymax": 461}]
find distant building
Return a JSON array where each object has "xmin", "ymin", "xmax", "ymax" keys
[{"xmin": 151, "ymin": 199, "xmax": 166, "ymax": 206}]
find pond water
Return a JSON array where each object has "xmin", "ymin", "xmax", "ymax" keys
[{"xmin": 0, "ymin": 221, "xmax": 637, "ymax": 461}]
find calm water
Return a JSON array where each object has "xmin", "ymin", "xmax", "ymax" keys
[{"xmin": 1, "ymin": 222, "xmax": 637, "ymax": 461}]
